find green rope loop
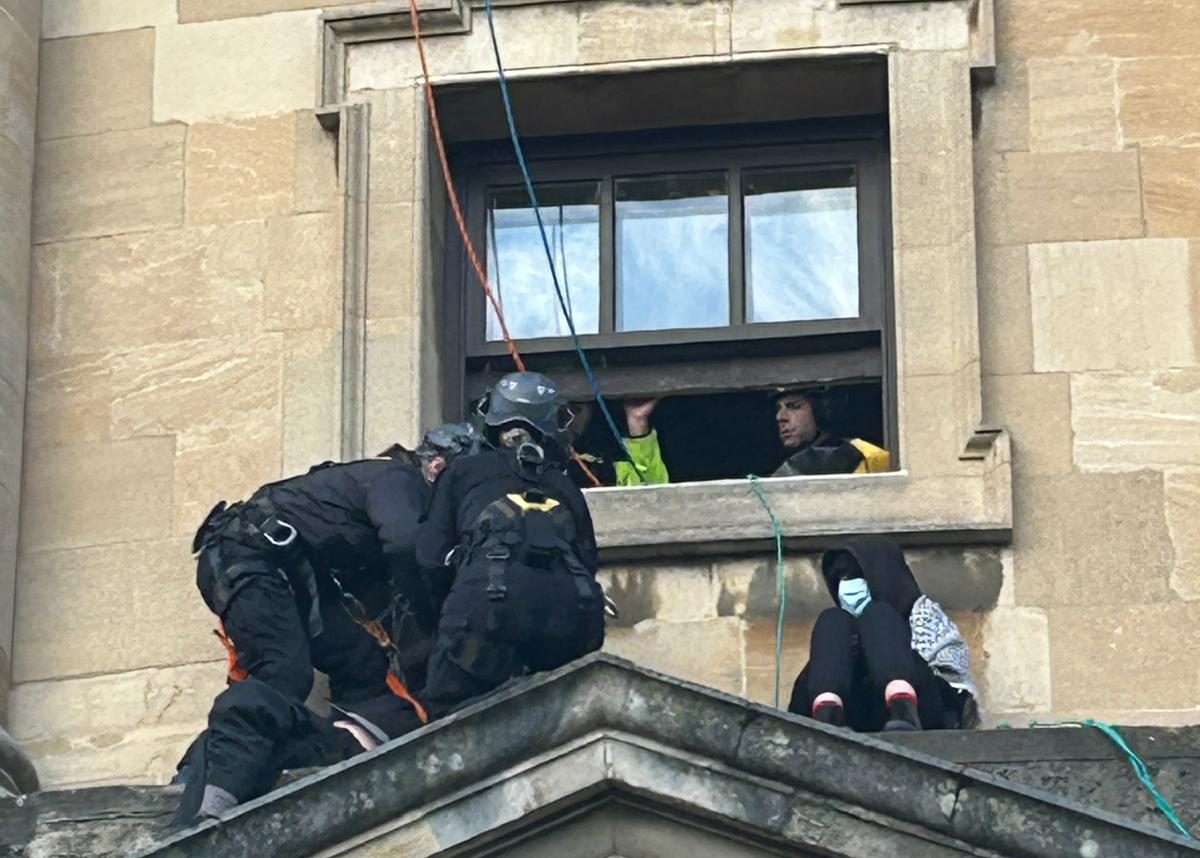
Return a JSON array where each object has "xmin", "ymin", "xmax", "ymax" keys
[{"xmin": 748, "ymin": 475, "xmax": 786, "ymax": 709}]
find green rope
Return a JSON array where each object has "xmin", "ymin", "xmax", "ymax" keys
[
  {"xmin": 748, "ymin": 475, "xmax": 786, "ymax": 709},
  {"xmin": 1032, "ymin": 718, "xmax": 1192, "ymax": 838},
  {"xmin": 1084, "ymin": 719, "xmax": 1192, "ymax": 838}
]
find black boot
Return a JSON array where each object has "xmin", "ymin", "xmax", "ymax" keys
[
  {"xmin": 883, "ymin": 680, "xmax": 922, "ymax": 732},
  {"xmin": 810, "ymin": 692, "xmax": 845, "ymax": 727}
]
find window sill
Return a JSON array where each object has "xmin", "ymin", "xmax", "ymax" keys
[{"xmin": 585, "ymin": 431, "xmax": 1012, "ymax": 560}]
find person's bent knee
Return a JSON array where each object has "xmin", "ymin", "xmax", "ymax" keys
[{"xmin": 812, "ymin": 605, "xmax": 855, "ymax": 638}]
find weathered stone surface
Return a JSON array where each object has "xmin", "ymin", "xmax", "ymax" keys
[
  {"xmin": 995, "ymin": 151, "xmax": 1142, "ymax": 245},
  {"xmin": 185, "ymin": 114, "xmax": 297, "ymax": 224},
  {"xmin": 896, "ymin": 240, "xmax": 976, "ymax": 377},
  {"xmin": 266, "ymin": 212, "xmax": 340, "ymax": 330},
  {"xmin": 348, "ymin": 3, "xmax": 581, "ymax": 92},
  {"xmin": 0, "ymin": 0, "xmax": 42, "ymax": 40},
  {"xmin": 0, "ymin": 266, "xmax": 29, "ymax": 398},
  {"xmin": 9, "ymin": 662, "xmax": 223, "ymax": 785},
  {"xmin": 743, "ymin": 617, "xmax": 811, "ymax": 708},
  {"xmin": 154, "ymin": 12, "xmax": 319, "ymax": 124},
  {"xmin": 1027, "ymin": 58, "xmax": 1118, "ymax": 152},
  {"xmin": 293, "ymin": 109, "xmax": 339, "ymax": 213},
  {"xmin": 1048, "ymin": 603, "xmax": 1200, "ymax": 712},
  {"xmin": 32, "ymin": 222, "xmax": 266, "ymax": 357},
  {"xmin": 598, "ymin": 561, "xmax": 718, "ymax": 627},
  {"xmin": 282, "ymin": 329, "xmax": 340, "ymax": 476},
  {"xmin": 20, "ymin": 437, "xmax": 175, "ymax": 553},
  {"xmin": 37, "ymin": 28, "xmax": 154, "ymax": 140},
  {"xmin": 21, "ymin": 354, "xmax": 114, "ymax": 449},
  {"xmin": 1029, "ymin": 239, "xmax": 1194, "ymax": 373},
  {"xmin": 713, "ymin": 554, "xmax": 826, "ymax": 623},
  {"xmin": 42, "ymin": 0, "xmax": 176, "ymax": 38},
  {"xmin": 0, "ymin": 15, "xmax": 38, "ymax": 158},
  {"xmin": 580, "ymin": 1, "xmax": 728, "ymax": 64},
  {"xmin": 367, "ymin": 203, "xmax": 416, "ymax": 320},
  {"xmin": 179, "ymin": 0, "xmax": 360, "ymax": 22},
  {"xmin": 365, "ymin": 88, "xmax": 419, "ymax": 206},
  {"xmin": 1001, "ymin": 0, "xmax": 1200, "ymax": 59},
  {"xmin": 980, "ymin": 607, "xmax": 1051, "ymax": 713},
  {"xmin": 901, "ymin": 373, "xmax": 970, "ymax": 476},
  {"xmin": 603, "ymin": 618, "xmax": 744, "ymax": 695},
  {"xmin": 1072, "ymin": 371, "xmax": 1200, "ymax": 472},
  {"xmin": 362, "ymin": 316, "xmax": 421, "ymax": 455},
  {"xmin": 973, "ymin": 59, "xmax": 1028, "ymax": 154},
  {"xmin": 33, "ymin": 124, "xmax": 185, "ymax": 242},
  {"xmin": 1119, "ymin": 57, "xmax": 1200, "ymax": 148},
  {"xmin": 1013, "ymin": 471, "xmax": 1173, "ymax": 608},
  {"xmin": 977, "ymin": 244, "xmax": 1033, "ymax": 376},
  {"xmin": 13, "ymin": 538, "xmax": 214, "ymax": 681},
  {"xmin": 891, "ymin": 50, "xmax": 972, "ymax": 162},
  {"xmin": 1142, "ymin": 147, "xmax": 1200, "ymax": 238},
  {"xmin": 731, "ymin": 0, "xmax": 969, "ymax": 53},
  {"xmin": 983, "ymin": 374, "xmax": 1073, "ymax": 477},
  {"xmin": 892, "ymin": 152, "xmax": 974, "ymax": 251},
  {"xmin": 1166, "ymin": 471, "xmax": 1200, "ymax": 602}
]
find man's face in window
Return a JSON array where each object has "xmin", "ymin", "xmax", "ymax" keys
[{"xmin": 775, "ymin": 394, "xmax": 819, "ymax": 450}]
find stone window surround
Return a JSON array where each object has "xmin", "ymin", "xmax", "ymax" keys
[{"xmin": 317, "ymin": 0, "xmax": 1009, "ymax": 559}]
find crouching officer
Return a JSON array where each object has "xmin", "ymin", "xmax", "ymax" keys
[
  {"xmin": 191, "ymin": 423, "xmax": 481, "ymax": 708},
  {"xmin": 416, "ymin": 372, "xmax": 605, "ymax": 714}
]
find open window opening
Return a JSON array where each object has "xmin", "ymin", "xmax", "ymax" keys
[{"xmin": 439, "ymin": 56, "xmax": 896, "ymax": 484}]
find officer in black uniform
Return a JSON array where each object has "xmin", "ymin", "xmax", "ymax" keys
[
  {"xmin": 173, "ymin": 424, "xmax": 479, "ymax": 825},
  {"xmin": 416, "ymin": 372, "xmax": 605, "ymax": 714}
]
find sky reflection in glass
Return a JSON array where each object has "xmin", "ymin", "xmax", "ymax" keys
[
  {"xmin": 616, "ymin": 173, "xmax": 729, "ymax": 332},
  {"xmin": 745, "ymin": 168, "xmax": 859, "ymax": 322},
  {"xmin": 485, "ymin": 183, "xmax": 600, "ymax": 341}
]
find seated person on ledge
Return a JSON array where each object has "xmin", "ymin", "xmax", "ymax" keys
[
  {"xmin": 771, "ymin": 386, "xmax": 889, "ymax": 477},
  {"xmin": 567, "ymin": 397, "xmax": 670, "ymax": 487},
  {"xmin": 788, "ymin": 539, "xmax": 980, "ymax": 732}
]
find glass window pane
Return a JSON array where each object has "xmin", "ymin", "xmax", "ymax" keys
[
  {"xmin": 616, "ymin": 173, "xmax": 729, "ymax": 332},
  {"xmin": 486, "ymin": 183, "xmax": 600, "ymax": 341},
  {"xmin": 744, "ymin": 167, "xmax": 859, "ymax": 323}
]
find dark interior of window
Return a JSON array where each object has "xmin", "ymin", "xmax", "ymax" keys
[{"xmin": 570, "ymin": 382, "xmax": 886, "ymax": 483}]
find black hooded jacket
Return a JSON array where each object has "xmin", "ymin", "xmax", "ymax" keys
[{"xmin": 820, "ymin": 539, "xmax": 923, "ymax": 620}]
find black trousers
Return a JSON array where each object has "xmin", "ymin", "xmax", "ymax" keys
[
  {"xmin": 788, "ymin": 604, "xmax": 953, "ymax": 731},
  {"xmin": 197, "ymin": 536, "xmax": 389, "ymax": 705},
  {"xmin": 421, "ymin": 561, "xmax": 605, "ymax": 715}
]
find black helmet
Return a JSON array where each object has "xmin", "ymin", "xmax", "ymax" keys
[
  {"xmin": 484, "ymin": 372, "xmax": 566, "ymax": 440},
  {"xmin": 416, "ymin": 422, "xmax": 481, "ymax": 463},
  {"xmin": 771, "ymin": 385, "xmax": 836, "ymax": 432}
]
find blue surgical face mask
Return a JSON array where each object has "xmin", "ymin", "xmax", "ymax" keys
[{"xmin": 838, "ymin": 578, "xmax": 872, "ymax": 616}]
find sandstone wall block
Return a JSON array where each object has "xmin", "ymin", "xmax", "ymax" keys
[
  {"xmin": 1141, "ymin": 147, "xmax": 1200, "ymax": 238},
  {"xmin": 14, "ymin": 538, "xmax": 215, "ymax": 682},
  {"xmin": 1029, "ymin": 239, "xmax": 1194, "ymax": 373},
  {"xmin": 1048, "ymin": 603, "xmax": 1200, "ymax": 712},
  {"xmin": 983, "ymin": 373, "xmax": 1073, "ymax": 478},
  {"xmin": 33, "ymin": 125, "xmax": 185, "ymax": 242},
  {"xmin": 1027, "ymin": 57, "xmax": 1118, "ymax": 152},
  {"xmin": 1072, "ymin": 370, "xmax": 1200, "ymax": 472},
  {"xmin": 1013, "ymin": 471, "xmax": 1173, "ymax": 609},
  {"xmin": 21, "ymin": 437, "xmax": 175, "ymax": 553},
  {"xmin": 32, "ymin": 222, "xmax": 267, "ymax": 357},
  {"xmin": 185, "ymin": 114, "xmax": 297, "ymax": 225},
  {"xmin": 1166, "ymin": 471, "xmax": 1200, "ymax": 602},
  {"xmin": 43, "ymin": 0, "xmax": 176, "ymax": 38},
  {"xmin": 1119, "ymin": 56, "xmax": 1200, "ymax": 148},
  {"xmin": 602, "ymin": 617, "xmax": 745, "ymax": 696},
  {"xmin": 995, "ymin": 151, "xmax": 1142, "ymax": 245},
  {"xmin": 37, "ymin": 28, "xmax": 154, "ymax": 140},
  {"xmin": 154, "ymin": 11, "xmax": 319, "ymax": 124}
]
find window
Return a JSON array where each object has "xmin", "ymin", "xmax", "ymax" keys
[{"xmin": 445, "ymin": 118, "xmax": 895, "ymax": 479}]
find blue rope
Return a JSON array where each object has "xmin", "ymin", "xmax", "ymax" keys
[
  {"xmin": 1083, "ymin": 719, "xmax": 1192, "ymax": 838},
  {"xmin": 482, "ymin": 0, "xmax": 639, "ymax": 480},
  {"xmin": 748, "ymin": 476, "xmax": 787, "ymax": 708}
]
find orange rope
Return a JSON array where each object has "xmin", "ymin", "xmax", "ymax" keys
[{"xmin": 406, "ymin": 0, "xmax": 602, "ymax": 487}]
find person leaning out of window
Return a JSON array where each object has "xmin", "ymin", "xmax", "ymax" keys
[
  {"xmin": 771, "ymin": 386, "xmax": 889, "ymax": 477},
  {"xmin": 565, "ymin": 398, "xmax": 670, "ymax": 487}
]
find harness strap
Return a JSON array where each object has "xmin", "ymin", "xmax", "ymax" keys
[{"xmin": 486, "ymin": 546, "xmax": 510, "ymax": 602}]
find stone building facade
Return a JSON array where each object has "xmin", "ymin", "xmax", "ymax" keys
[{"xmin": 0, "ymin": 0, "xmax": 1196, "ymax": 789}]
